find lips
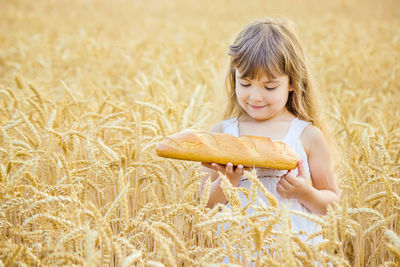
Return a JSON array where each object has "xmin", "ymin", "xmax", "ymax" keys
[{"xmin": 249, "ymin": 104, "xmax": 266, "ymax": 109}]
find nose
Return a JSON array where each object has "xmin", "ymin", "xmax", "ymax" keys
[{"xmin": 249, "ymin": 86, "xmax": 264, "ymax": 102}]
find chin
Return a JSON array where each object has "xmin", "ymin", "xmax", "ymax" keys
[
  {"xmin": 246, "ymin": 109, "xmax": 281, "ymax": 121},
  {"xmin": 254, "ymin": 116, "xmax": 272, "ymax": 121},
  {"xmin": 248, "ymin": 113, "xmax": 272, "ymax": 121}
]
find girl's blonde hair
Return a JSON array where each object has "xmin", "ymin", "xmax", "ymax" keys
[{"xmin": 225, "ymin": 17, "xmax": 338, "ymax": 162}]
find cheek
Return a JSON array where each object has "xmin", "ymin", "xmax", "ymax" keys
[
  {"xmin": 272, "ymin": 90, "xmax": 289, "ymax": 104},
  {"xmin": 266, "ymin": 93, "xmax": 280, "ymax": 104},
  {"xmin": 235, "ymin": 87, "xmax": 247, "ymax": 100}
]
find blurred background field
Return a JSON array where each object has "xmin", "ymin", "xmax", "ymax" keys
[{"xmin": 0, "ymin": 0, "xmax": 399, "ymax": 266}]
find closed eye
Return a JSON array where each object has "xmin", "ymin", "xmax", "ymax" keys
[
  {"xmin": 240, "ymin": 83, "xmax": 250, "ymax": 87},
  {"xmin": 265, "ymin": 86, "xmax": 277, "ymax": 90}
]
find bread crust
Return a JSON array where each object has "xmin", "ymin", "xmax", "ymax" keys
[{"xmin": 156, "ymin": 131, "xmax": 298, "ymax": 170}]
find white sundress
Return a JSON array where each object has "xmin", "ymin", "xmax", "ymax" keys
[{"xmin": 221, "ymin": 117, "xmax": 323, "ymax": 245}]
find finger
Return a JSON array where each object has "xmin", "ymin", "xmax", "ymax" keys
[
  {"xmin": 276, "ymin": 183, "xmax": 288, "ymax": 198},
  {"xmin": 279, "ymin": 176, "xmax": 295, "ymax": 190},
  {"xmin": 282, "ymin": 169, "xmax": 293, "ymax": 179},
  {"xmin": 282, "ymin": 172, "xmax": 298, "ymax": 186},
  {"xmin": 210, "ymin": 163, "xmax": 226, "ymax": 172},
  {"xmin": 235, "ymin": 164, "xmax": 244, "ymax": 174},
  {"xmin": 226, "ymin": 162, "xmax": 234, "ymax": 173},
  {"xmin": 297, "ymin": 159, "xmax": 307, "ymax": 178}
]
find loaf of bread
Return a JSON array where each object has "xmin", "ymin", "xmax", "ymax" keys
[{"xmin": 155, "ymin": 131, "xmax": 298, "ymax": 170}]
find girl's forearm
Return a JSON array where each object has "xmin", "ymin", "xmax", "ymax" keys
[
  {"xmin": 208, "ymin": 178, "xmax": 230, "ymax": 208},
  {"xmin": 201, "ymin": 172, "xmax": 242, "ymax": 209},
  {"xmin": 298, "ymin": 187, "xmax": 339, "ymax": 215},
  {"xmin": 201, "ymin": 177, "xmax": 229, "ymax": 209}
]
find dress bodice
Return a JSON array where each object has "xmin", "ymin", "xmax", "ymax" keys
[
  {"xmin": 221, "ymin": 117, "xmax": 311, "ymax": 182},
  {"xmin": 220, "ymin": 117, "xmax": 322, "ymax": 245}
]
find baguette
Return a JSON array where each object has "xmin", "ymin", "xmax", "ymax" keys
[{"xmin": 155, "ymin": 131, "xmax": 298, "ymax": 170}]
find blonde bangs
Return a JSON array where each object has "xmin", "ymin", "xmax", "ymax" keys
[{"xmin": 228, "ymin": 23, "xmax": 284, "ymax": 81}]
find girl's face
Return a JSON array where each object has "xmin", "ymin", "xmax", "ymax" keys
[{"xmin": 235, "ymin": 69, "xmax": 292, "ymax": 121}]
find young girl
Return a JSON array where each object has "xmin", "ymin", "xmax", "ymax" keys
[{"xmin": 200, "ymin": 17, "xmax": 340, "ymax": 244}]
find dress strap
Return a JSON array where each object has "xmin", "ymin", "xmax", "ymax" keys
[{"xmin": 284, "ymin": 118, "xmax": 311, "ymax": 140}]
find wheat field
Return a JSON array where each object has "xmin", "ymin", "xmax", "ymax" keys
[{"xmin": 0, "ymin": 0, "xmax": 399, "ymax": 266}]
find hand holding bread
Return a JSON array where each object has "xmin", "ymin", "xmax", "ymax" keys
[{"xmin": 156, "ymin": 131, "xmax": 298, "ymax": 170}]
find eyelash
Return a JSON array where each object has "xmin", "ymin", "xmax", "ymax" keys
[{"xmin": 239, "ymin": 83, "xmax": 276, "ymax": 90}]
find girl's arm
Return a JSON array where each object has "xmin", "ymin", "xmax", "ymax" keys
[
  {"xmin": 277, "ymin": 125, "xmax": 340, "ymax": 215},
  {"xmin": 199, "ymin": 122, "xmax": 244, "ymax": 209},
  {"xmin": 200, "ymin": 162, "xmax": 243, "ymax": 208}
]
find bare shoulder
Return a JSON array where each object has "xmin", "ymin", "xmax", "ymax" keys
[
  {"xmin": 302, "ymin": 124, "xmax": 324, "ymax": 140},
  {"xmin": 300, "ymin": 125, "xmax": 327, "ymax": 154},
  {"xmin": 210, "ymin": 121, "xmax": 223, "ymax": 133}
]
